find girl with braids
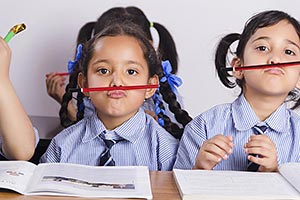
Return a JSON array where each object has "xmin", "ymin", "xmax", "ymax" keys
[
  {"xmin": 40, "ymin": 21, "xmax": 189, "ymax": 170},
  {"xmin": 0, "ymin": 37, "xmax": 38, "ymax": 160},
  {"xmin": 46, "ymin": 6, "xmax": 188, "ymax": 134},
  {"xmin": 175, "ymin": 10, "xmax": 300, "ymax": 171}
]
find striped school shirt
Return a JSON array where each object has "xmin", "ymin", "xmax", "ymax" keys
[
  {"xmin": 40, "ymin": 108, "xmax": 178, "ymax": 171},
  {"xmin": 174, "ymin": 95, "xmax": 300, "ymax": 170}
]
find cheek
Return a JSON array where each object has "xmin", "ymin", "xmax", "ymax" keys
[{"xmin": 87, "ymin": 75, "xmax": 108, "ymax": 87}]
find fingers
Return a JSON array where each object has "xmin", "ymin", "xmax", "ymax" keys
[
  {"xmin": 204, "ymin": 135, "xmax": 233, "ymax": 160},
  {"xmin": 194, "ymin": 135, "xmax": 233, "ymax": 170},
  {"xmin": 45, "ymin": 73, "xmax": 66, "ymax": 103},
  {"xmin": 0, "ymin": 37, "xmax": 11, "ymax": 77},
  {"xmin": 144, "ymin": 110, "xmax": 158, "ymax": 121},
  {"xmin": 245, "ymin": 134, "xmax": 278, "ymax": 172}
]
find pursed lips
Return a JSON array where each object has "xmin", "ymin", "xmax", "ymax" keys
[
  {"xmin": 107, "ymin": 90, "xmax": 126, "ymax": 98},
  {"xmin": 264, "ymin": 67, "xmax": 284, "ymax": 75}
]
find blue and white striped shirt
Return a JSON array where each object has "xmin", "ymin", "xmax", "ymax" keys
[
  {"xmin": 40, "ymin": 108, "xmax": 178, "ymax": 171},
  {"xmin": 174, "ymin": 95, "xmax": 300, "ymax": 170}
]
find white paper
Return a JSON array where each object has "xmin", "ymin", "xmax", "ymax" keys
[{"xmin": 174, "ymin": 169, "xmax": 300, "ymax": 200}]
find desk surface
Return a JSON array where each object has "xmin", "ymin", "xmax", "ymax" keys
[{"xmin": 0, "ymin": 171, "xmax": 181, "ymax": 200}]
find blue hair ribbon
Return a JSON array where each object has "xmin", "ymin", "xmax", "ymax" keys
[
  {"xmin": 68, "ymin": 44, "xmax": 83, "ymax": 74},
  {"xmin": 153, "ymin": 92, "xmax": 165, "ymax": 126},
  {"xmin": 160, "ymin": 60, "xmax": 182, "ymax": 94}
]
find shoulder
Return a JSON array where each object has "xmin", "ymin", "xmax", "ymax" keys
[
  {"xmin": 144, "ymin": 113, "xmax": 178, "ymax": 143},
  {"xmin": 190, "ymin": 103, "xmax": 232, "ymax": 127},
  {"xmin": 52, "ymin": 117, "xmax": 89, "ymax": 145}
]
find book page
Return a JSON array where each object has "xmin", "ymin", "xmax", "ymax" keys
[
  {"xmin": 0, "ymin": 161, "xmax": 36, "ymax": 194},
  {"xmin": 26, "ymin": 163, "xmax": 152, "ymax": 199},
  {"xmin": 174, "ymin": 169, "xmax": 300, "ymax": 200},
  {"xmin": 279, "ymin": 163, "xmax": 300, "ymax": 193}
]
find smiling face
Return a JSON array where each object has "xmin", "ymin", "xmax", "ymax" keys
[
  {"xmin": 78, "ymin": 35, "xmax": 158, "ymax": 129},
  {"xmin": 233, "ymin": 20, "xmax": 300, "ymax": 100}
]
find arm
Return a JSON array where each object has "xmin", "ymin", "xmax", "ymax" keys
[{"xmin": 0, "ymin": 37, "xmax": 36, "ymax": 160}]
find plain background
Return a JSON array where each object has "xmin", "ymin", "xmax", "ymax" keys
[{"xmin": 1, "ymin": 1, "xmax": 300, "ymax": 118}]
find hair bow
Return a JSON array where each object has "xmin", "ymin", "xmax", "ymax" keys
[
  {"xmin": 160, "ymin": 60, "xmax": 182, "ymax": 94},
  {"xmin": 68, "ymin": 44, "xmax": 83, "ymax": 74}
]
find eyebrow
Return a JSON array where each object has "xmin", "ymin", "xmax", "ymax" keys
[
  {"xmin": 91, "ymin": 59, "xmax": 145, "ymax": 68},
  {"xmin": 251, "ymin": 36, "xmax": 300, "ymax": 50}
]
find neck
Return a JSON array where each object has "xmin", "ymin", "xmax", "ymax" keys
[
  {"xmin": 243, "ymin": 92, "xmax": 286, "ymax": 121},
  {"xmin": 96, "ymin": 111, "xmax": 138, "ymax": 130}
]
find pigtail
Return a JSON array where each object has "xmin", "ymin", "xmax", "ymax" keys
[
  {"xmin": 215, "ymin": 33, "xmax": 240, "ymax": 88},
  {"xmin": 76, "ymin": 90, "xmax": 85, "ymax": 122},
  {"xmin": 153, "ymin": 61, "xmax": 192, "ymax": 139},
  {"xmin": 59, "ymin": 44, "xmax": 85, "ymax": 127},
  {"xmin": 153, "ymin": 22, "xmax": 178, "ymax": 74},
  {"xmin": 76, "ymin": 22, "xmax": 96, "ymax": 44},
  {"xmin": 59, "ymin": 70, "xmax": 78, "ymax": 127}
]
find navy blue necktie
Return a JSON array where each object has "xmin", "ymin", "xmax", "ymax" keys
[
  {"xmin": 99, "ymin": 132, "xmax": 123, "ymax": 166},
  {"xmin": 247, "ymin": 125, "xmax": 268, "ymax": 171}
]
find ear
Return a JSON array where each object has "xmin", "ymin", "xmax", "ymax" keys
[
  {"xmin": 145, "ymin": 75, "xmax": 159, "ymax": 99},
  {"xmin": 231, "ymin": 57, "xmax": 244, "ymax": 80},
  {"xmin": 296, "ymin": 77, "xmax": 300, "ymax": 90},
  {"xmin": 77, "ymin": 72, "xmax": 89, "ymax": 97}
]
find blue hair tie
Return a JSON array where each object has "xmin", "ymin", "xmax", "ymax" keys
[
  {"xmin": 68, "ymin": 44, "xmax": 83, "ymax": 74},
  {"xmin": 160, "ymin": 60, "xmax": 182, "ymax": 94},
  {"xmin": 152, "ymin": 91, "xmax": 165, "ymax": 126},
  {"xmin": 76, "ymin": 101, "xmax": 85, "ymax": 119}
]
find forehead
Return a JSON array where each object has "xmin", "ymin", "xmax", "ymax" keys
[
  {"xmin": 94, "ymin": 35, "xmax": 143, "ymax": 52},
  {"xmin": 89, "ymin": 35, "xmax": 148, "ymax": 68},
  {"xmin": 250, "ymin": 20, "xmax": 300, "ymax": 43}
]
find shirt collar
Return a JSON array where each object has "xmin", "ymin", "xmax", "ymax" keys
[
  {"xmin": 232, "ymin": 94, "xmax": 290, "ymax": 133},
  {"xmin": 82, "ymin": 108, "xmax": 146, "ymax": 143}
]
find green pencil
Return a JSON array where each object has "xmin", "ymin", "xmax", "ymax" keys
[{"xmin": 4, "ymin": 23, "xmax": 26, "ymax": 43}]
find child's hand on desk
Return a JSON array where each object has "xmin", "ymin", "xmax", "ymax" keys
[
  {"xmin": 245, "ymin": 135, "xmax": 278, "ymax": 172},
  {"xmin": 0, "ymin": 37, "xmax": 11, "ymax": 79},
  {"xmin": 193, "ymin": 135, "xmax": 233, "ymax": 170}
]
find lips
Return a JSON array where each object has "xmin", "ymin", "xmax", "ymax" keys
[
  {"xmin": 107, "ymin": 90, "xmax": 126, "ymax": 98},
  {"xmin": 264, "ymin": 67, "xmax": 284, "ymax": 75}
]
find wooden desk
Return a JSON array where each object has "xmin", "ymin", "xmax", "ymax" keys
[{"xmin": 0, "ymin": 171, "xmax": 181, "ymax": 200}]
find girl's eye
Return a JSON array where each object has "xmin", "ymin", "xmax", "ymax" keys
[
  {"xmin": 285, "ymin": 49, "xmax": 296, "ymax": 56},
  {"xmin": 127, "ymin": 69, "xmax": 137, "ymax": 75},
  {"xmin": 256, "ymin": 46, "xmax": 269, "ymax": 52},
  {"xmin": 97, "ymin": 68, "xmax": 109, "ymax": 74}
]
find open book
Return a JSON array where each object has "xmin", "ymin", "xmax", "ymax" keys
[
  {"xmin": 0, "ymin": 161, "xmax": 152, "ymax": 199},
  {"xmin": 174, "ymin": 162, "xmax": 300, "ymax": 200}
]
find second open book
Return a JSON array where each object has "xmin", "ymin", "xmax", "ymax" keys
[
  {"xmin": 174, "ymin": 162, "xmax": 300, "ymax": 200},
  {"xmin": 0, "ymin": 161, "xmax": 152, "ymax": 199}
]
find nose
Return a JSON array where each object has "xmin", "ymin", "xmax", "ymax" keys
[
  {"xmin": 110, "ymin": 71, "xmax": 123, "ymax": 87},
  {"xmin": 267, "ymin": 53, "xmax": 281, "ymax": 65}
]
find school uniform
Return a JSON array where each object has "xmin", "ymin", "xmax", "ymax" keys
[
  {"xmin": 174, "ymin": 94, "xmax": 300, "ymax": 170},
  {"xmin": 40, "ymin": 108, "xmax": 178, "ymax": 171}
]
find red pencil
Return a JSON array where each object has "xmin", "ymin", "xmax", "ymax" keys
[
  {"xmin": 45, "ymin": 72, "xmax": 70, "ymax": 78},
  {"xmin": 69, "ymin": 84, "xmax": 159, "ymax": 93},
  {"xmin": 222, "ymin": 61, "xmax": 300, "ymax": 72}
]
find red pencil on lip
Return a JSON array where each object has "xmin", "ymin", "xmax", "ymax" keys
[
  {"xmin": 222, "ymin": 61, "xmax": 300, "ymax": 72},
  {"xmin": 69, "ymin": 84, "xmax": 159, "ymax": 93}
]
